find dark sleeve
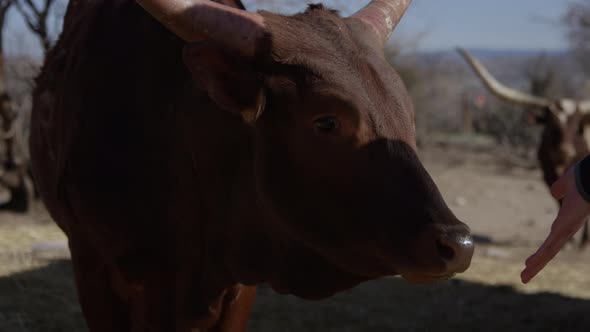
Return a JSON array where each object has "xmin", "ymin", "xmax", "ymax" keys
[{"xmin": 575, "ymin": 155, "xmax": 590, "ymax": 203}]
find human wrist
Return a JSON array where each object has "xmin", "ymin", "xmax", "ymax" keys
[{"xmin": 575, "ymin": 156, "xmax": 590, "ymax": 203}]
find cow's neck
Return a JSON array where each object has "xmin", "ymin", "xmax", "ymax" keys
[{"xmin": 174, "ymin": 95, "xmax": 281, "ymax": 281}]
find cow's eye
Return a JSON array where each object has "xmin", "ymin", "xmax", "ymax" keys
[{"xmin": 314, "ymin": 116, "xmax": 340, "ymax": 134}]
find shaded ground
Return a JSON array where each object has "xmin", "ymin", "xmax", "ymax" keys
[
  {"xmin": 250, "ymin": 279, "xmax": 590, "ymax": 332},
  {"xmin": 1, "ymin": 260, "xmax": 590, "ymax": 332},
  {"xmin": 2, "ymin": 144, "xmax": 590, "ymax": 331},
  {"xmin": 0, "ymin": 260, "xmax": 84, "ymax": 332}
]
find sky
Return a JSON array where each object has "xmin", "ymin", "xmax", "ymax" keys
[
  {"xmin": 397, "ymin": 0, "xmax": 570, "ymax": 51},
  {"xmin": 4, "ymin": 0, "xmax": 572, "ymax": 59}
]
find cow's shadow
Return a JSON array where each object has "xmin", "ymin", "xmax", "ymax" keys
[
  {"xmin": 0, "ymin": 259, "xmax": 86, "ymax": 332},
  {"xmin": 1, "ymin": 260, "xmax": 590, "ymax": 332},
  {"xmin": 250, "ymin": 279, "xmax": 590, "ymax": 332}
]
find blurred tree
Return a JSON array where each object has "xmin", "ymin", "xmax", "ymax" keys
[
  {"xmin": 564, "ymin": 0, "xmax": 590, "ymax": 76},
  {"xmin": 0, "ymin": 0, "xmax": 15, "ymax": 126},
  {"xmin": 384, "ymin": 32, "xmax": 431, "ymax": 145},
  {"xmin": 15, "ymin": 0, "xmax": 56, "ymax": 53},
  {"xmin": 525, "ymin": 54, "xmax": 556, "ymax": 98},
  {"xmin": 0, "ymin": 0, "xmax": 14, "ymax": 64},
  {"xmin": 0, "ymin": 0, "xmax": 30, "ymax": 212}
]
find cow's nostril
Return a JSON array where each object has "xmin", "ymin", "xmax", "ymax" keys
[
  {"xmin": 437, "ymin": 231, "xmax": 474, "ymax": 274},
  {"xmin": 411, "ymin": 224, "xmax": 474, "ymax": 278},
  {"xmin": 436, "ymin": 237, "xmax": 456, "ymax": 262}
]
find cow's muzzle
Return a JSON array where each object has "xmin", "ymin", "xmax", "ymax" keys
[{"xmin": 402, "ymin": 223, "xmax": 474, "ymax": 284}]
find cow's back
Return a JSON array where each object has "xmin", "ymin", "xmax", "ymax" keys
[{"xmin": 29, "ymin": 0, "xmax": 229, "ymax": 267}]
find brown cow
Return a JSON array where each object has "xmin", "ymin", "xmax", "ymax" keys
[
  {"xmin": 30, "ymin": 0, "xmax": 474, "ymax": 331},
  {"xmin": 458, "ymin": 48, "xmax": 590, "ymax": 248}
]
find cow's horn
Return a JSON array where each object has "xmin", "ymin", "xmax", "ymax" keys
[
  {"xmin": 136, "ymin": 0, "xmax": 266, "ymax": 57},
  {"xmin": 457, "ymin": 48, "xmax": 552, "ymax": 109},
  {"xmin": 579, "ymin": 100, "xmax": 590, "ymax": 114},
  {"xmin": 350, "ymin": 0, "xmax": 413, "ymax": 48}
]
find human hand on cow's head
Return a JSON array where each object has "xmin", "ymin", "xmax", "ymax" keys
[{"xmin": 521, "ymin": 166, "xmax": 590, "ymax": 283}]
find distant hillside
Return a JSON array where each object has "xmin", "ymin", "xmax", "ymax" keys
[
  {"xmin": 396, "ymin": 47, "xmax": 585, "ymax": 99},
  {"xmin": 408, "ymin": 48, "xmax": 572, "ymax": 67},
  {"xmin": 421, "ymin": 48, "xmax": 568, "ymax": 60},
  {"xmin": 388, "ymin": 47, "xmax": 588, "ymax": 135}
]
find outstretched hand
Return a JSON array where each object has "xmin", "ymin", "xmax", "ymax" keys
[{"xmin": 521, "ymin": 166, "xmax": 590, "ymax": 283}]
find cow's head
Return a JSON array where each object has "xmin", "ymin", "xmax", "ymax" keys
[
  {"xmin": 140, "ymin": 0, "xmax": 473, "ymax": 296},
  {"xmin": 458, "ymin": 48, "xmax": 590, "ymax": 170},
  {"xmin": 539, "ymin": 101, "xmax": 590, "ymax": 168}
]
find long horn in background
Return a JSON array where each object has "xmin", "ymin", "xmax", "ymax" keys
[
  {"xmin": 578, "ymin": 100, "xmax": 590, "ymax": 114},
  {"xmin": 457, "ymin": 48, "xmax": 552, "ymax": 109}
]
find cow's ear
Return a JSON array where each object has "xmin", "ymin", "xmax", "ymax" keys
[{"xmin": 182, "ymin": 43, "xmax": 265, "ymax": 125}]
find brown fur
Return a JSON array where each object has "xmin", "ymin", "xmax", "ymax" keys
[{"xmin": 29, "ymin": 1, "xmax": 473, "ymax": 331}]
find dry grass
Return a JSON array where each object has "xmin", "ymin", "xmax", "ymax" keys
[
  {"xmin": 0, "ymin": 207, "xmax": 81, "ymax": 332},
  {"xmin": 250, "ymin": 277, "xmax": 590, "ymax": 332},
  {"xmin": 0, "ymin": 208, "xmax": 67, "ymax": 277}
]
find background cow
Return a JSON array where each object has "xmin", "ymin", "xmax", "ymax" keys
[
  {"xmin": 29, "ymin": 0, "xmax": 473, "ymax": 331},
  {"xmin": 458, "ymin": 48, "xmax": 590, "ymax": 248}
]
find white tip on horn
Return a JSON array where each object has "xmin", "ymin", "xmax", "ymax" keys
[{"xmin": 350, "ymin": 0, "xmax": 413, "ymax": 48}]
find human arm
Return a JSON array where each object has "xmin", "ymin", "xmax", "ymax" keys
[{"xmin": 521, "ymin": 155, "xmax": 590, "ymax": 283}]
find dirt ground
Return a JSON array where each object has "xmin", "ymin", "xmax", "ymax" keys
[{"xmin": 2, "ymin": 144, "xmax": 590, "ymax": 331}]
